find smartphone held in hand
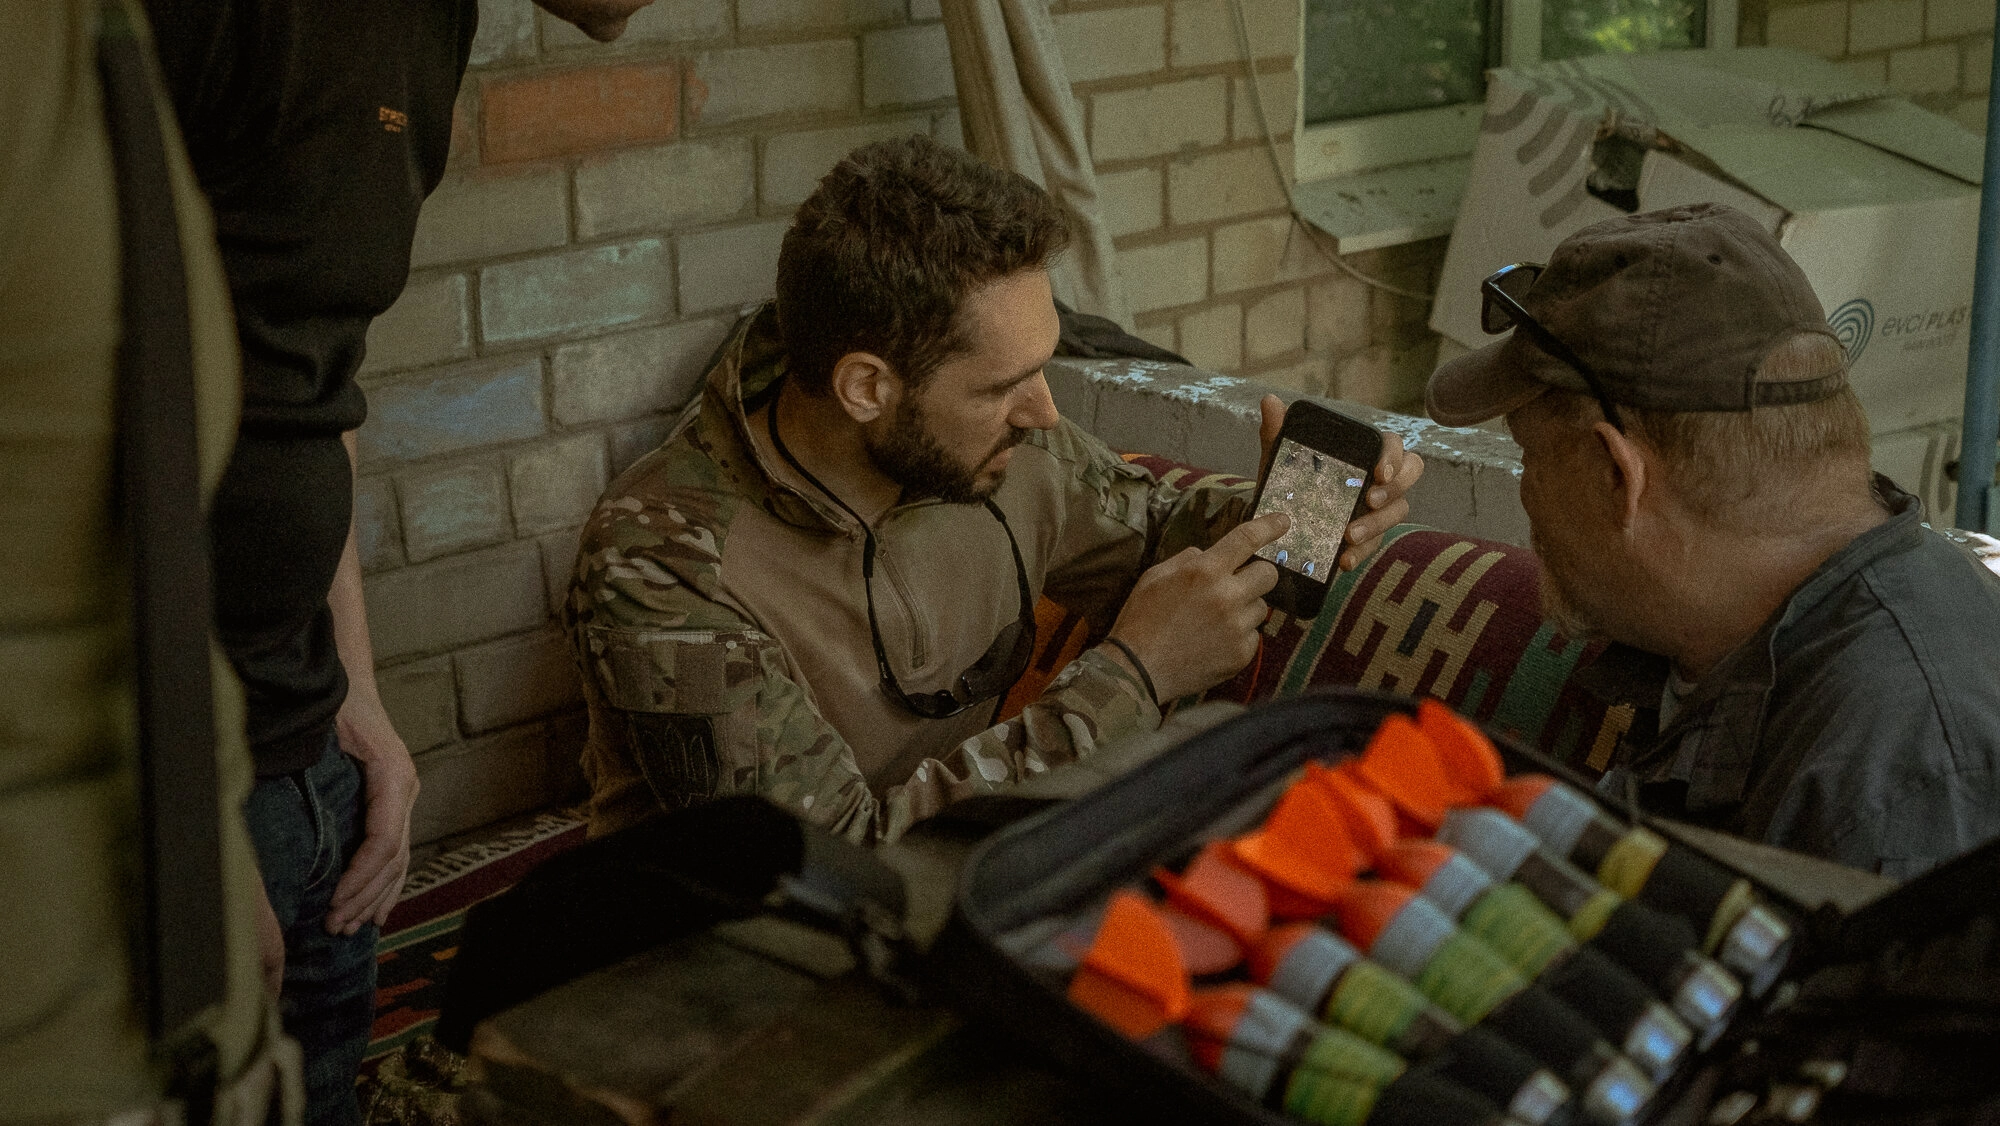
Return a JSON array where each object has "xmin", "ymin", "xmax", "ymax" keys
[{"xmin": 1250, "ymin": 400, "xmax": 1384, "ymax": 619}]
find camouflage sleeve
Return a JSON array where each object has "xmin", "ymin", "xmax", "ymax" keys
[
  {"xmin": 1038, "ymin": 419, "xmax": 1255, "ymax": 627},
  {"xmin": 579, "ymin": 613, "xmax": 1158, "ymax": 844}
]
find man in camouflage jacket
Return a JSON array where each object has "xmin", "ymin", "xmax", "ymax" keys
[{"xmin": 566, "ymin": 137, "xmax": 1420, "ymax": 843}]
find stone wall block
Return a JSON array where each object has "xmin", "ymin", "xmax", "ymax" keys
[
  {"xmin": 399, "ymin": 460, "xmax": 513, "ymax": 562},
  {"xmin": 1098, "ymin": 165, "xmax": 1164, "ymax": 239},
  {"xmin": 1849, "ymin": 0, "xmax": 1925, "ymax": 53},
  {"xmin": 1212, "ymin": 214, "xmax": 1320, "ymax": 295},
  {"xmin": 1232, "ymin": 70, "xmax": 1300, "ymax": 142},
  {"xmin": 455, "ymin": 625, "xmax": 586, "ymax": 734},
  {"xmin": 1930, "ymin": 0, "xmax": 1997, "ymax": 39},
  {"xmin": 1093, "ymin": 368, "xmax": 1194, "ymax": 460},
  {"xmin": 364, "ymin": 541, "xmax": 551, "ymax": 661},
  {"xmin": 360, "ymin": 360, "xmax": 548, "ymax": 463},
  {"xmin": 1120, "ymin": 236, "xmax": 1210, "ymax": 314},
  {"xmin": 1044, "ymin": 360, "xmax": 1102, "ymax": 432},
  {"xmin": 361, "ymin": 273, "xmax": 471, "ymax": 374},
  {"xmin": 1090, "ymin": 77, "xmax": 1227, "ymax": 163},
  {"xmin": 538, "ymin": 525, "xmax": 586, "ymax": 613},
  {"xmin": 1244, "ymin": 285, "xmax": 1306, "ymax": 363},
  {"xmin": 574, "ymin": 138, "xmax": 756, "ymax": 240},
  {"xmin": 1470, "ymin": 467, "xmax": 1531, "ymax": 547},
  {"xmin": 688, "ymin": 42, "xmax": 859, "ymax": 127},
  {"xmin": 1056, "ymin": 7, "xmax": 1167, "ymax": 82},
  {"xmin": 677, "ymin": 221, "xmax": 789, "ymax": 313},
  {"xmin": 480, "ymin": 239, "xmax": 673, "ymax": 345},
  {"xmin": 1170, "ymin": 0, "xmax": 1294, "ymax": 67},
  {"xmin": 410, "ymin": 724, "xmax": 576, "ymax": 846},
  {"xmin": 1177, "ymin": 302, "xmax": 1243, "ymax": 373},
  {"xmin": 609, "ymin": 415, "xmax": 678, "ymax": 476},
  {"xmin": 553, "ymin": 316, "xmax": 731, "ymax": 426},
  {"xmin": 375, "ymin": 656, "xmax": 459, "ymax": 755},
  {"xmin": 862, "ymin": 25, "xmax": 956, "ymax": 108},
  {"xmin": 740, "ymin": 0, "xmax": 904, "ymax": 34},
  {"xmin": 411, "ymin": 166, "xmax": 570, "ymax": 270},
  {"xmin": 354, "ymin": 475, "xmax": 404, "ymax": 572},
  {"xmin": 1889, "ymin": 41, "xmax": 1961, "ymax": 94},
  {"xmin": 482, "ymin": 62, "xmax": 681, "ymax": 164},
  {"xmin": 510, "ymin": 432, "xmax": 610, "ymax": 535},
  {"xmin": 1307, "ymin": 274, "xmax": 1371, "ymax": 358},
  {"xmin": 761, "ymin": 118, "xmax": 933, "ymax": 208},
  {"xmin": 1765, "ymin": 0, "xmax": 1850, "ymax": 57}
]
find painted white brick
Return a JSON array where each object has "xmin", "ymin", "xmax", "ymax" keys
[
  {"xmin": 1244, "ymin": 286, "xmax": 1305, "ymax": 362},
  {"xmin": 574, "ymin": 138, "xmax": 756, "ymax": 240},
  {"xmin": 1090, "ymin": 77, "xmax": 1228, "ymax": 163},
  {"xmin": 410, "ymin": 166, "xmax": 569, "ymax": 269},
  {"xmin": 455, "ymin": 626, "xmax": 585, "ymax": 734},
  {"xmin": 1168, "ymin": 145, "xmax": 1290, "ymax": 226},
  {"xmin": 863, "ymin": 24, "xmax": 956, "ymax": 108},
  {"xmin": 761, "ymin": 117, "xmax": 932, "ymax": 208},
  {"xmin": 509, "ymin": 432, "xmax": 610, "ymax": 534},
  {"xmin": 1849, "ymin": 0, "xmax": 1924, "ymax": 53},
  {"xmin": 552, "ymin": 316, "xmax": 731, "ymax": 425},
  {"xmin": 479, "ymin": 239, "xmax": 673, "ymax": 345},
  {"xmin": 1212, "ymin": 214, "xmax": 1321, "ymax": 295},
  {"xmin": 1098, "ymin": 166, "xmax": 1164, "ymax": 238},
  {"xmin": 1171, "ymin": 0, "xmax": 1294, "ymax": 67},
  {"xmin": 1307, "ymin": 274, "xmax": 1370, "ymax": 357},
  {"xmin": 1930, "ymin": 0, "xmax": 1997, "ymax": 39},
  {"xmin": 538, "ymin": 525, "xmax": 585, "ymax": 614},
  {"xmin": 1121, "ymin": 237, "xmax": 1209, "ymax": 313},
  {"xmin": 375, "ymin": 657, "xmax": 458, "ymax": 755},
  {"xmin": 691, "ymin": 41, "xmax": 858, "ymax": 126},
  {"xmin": 1233, "ymin": 69, "xmax": 1298, "ymax": 141},
  {"xmin": 398, "ymin": 461, "xmax": 512, "ymax": 563},
  {"xmin": 678, "ymin": 220, "xmax": 788, "ymax": 314},
  {"xmin": 1056, "ymin": 7, "xmax": 1167, "ymax": 82},
  {"xmin": 933, "ymin": 107, "xmax": 966, "ymax": 150},
  {"xmin": 354, "ymin": 475, "xmax": 403, "ymax": 572},
  {"xmin": 361, "ymin": 360, "xmax": 547, "ymax": 463},
  {"xmin": 364, "ymin": 541, "xmax": 550, "ymax": 661},
  {"xmin": 1177, "ymin": 302, "xmax": 1242, "ymax": 372},
  {"xmin": 1890, "ymin": 42, "xmax": 1960, "ymax": 94},
  {"xmin": 1970, "ymin": 36, "xmax": 1994, "ymax": 94},
  {"xmin": 910, "ymin": 0, "xmax": 942, "ymax": 18},
  {"xmin": 741, "ymin": 0, "xmax": 902, "ymax": 33},
  {"xmin": 361, "ymin": 273, "xmax": 471, "ymax": 374},
  {"xmin": 411, "ymin": 724, "xmax": 571, "ymax": 845},
  {"xmin": 1765, "ymin": 1, "xmax": 1848, "ymax": 58}
]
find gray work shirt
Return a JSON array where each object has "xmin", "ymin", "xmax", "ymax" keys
[{"xmin": 1602, "ymin": 479, "xmax": 2000, "ymax": 880}]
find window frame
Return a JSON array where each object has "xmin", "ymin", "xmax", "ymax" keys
[{"xmin": 1293, "ymin": 0, "xmax": 1740, "ymax": 184}]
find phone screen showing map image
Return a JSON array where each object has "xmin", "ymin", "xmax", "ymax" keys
[{"xmin": 1253, "ymin": 438, "xmax": 1368, "ymax": 582}]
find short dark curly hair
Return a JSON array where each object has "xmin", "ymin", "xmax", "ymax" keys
[{"xmin": 774, "ymin": 135, "xmax": 1073, "ymax": 396}]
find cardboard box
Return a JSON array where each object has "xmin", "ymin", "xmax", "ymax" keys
[{"xmin": 1431, "ymin": 48, "xmax": 1984, "ymax": 443}]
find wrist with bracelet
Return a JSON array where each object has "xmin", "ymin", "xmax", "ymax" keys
[{"xmin": 1100, "ymin": 636, "xmax": 1161, "ymax": 711}]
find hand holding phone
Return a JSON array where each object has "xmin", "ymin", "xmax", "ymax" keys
[{"xmin": 1250, "ymin": 400, "xmax": 1385, "ymax": 619}]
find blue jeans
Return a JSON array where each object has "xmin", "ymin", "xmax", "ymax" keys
[{"xmin": 244, "ymin": 735, "xmax": 378, "ymax": 1126}]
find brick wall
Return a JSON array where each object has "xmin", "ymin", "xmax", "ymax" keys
[
  {"xmin": 361, "ymin": 0, "xmax": 1994, "ymax": 846},
  {"xmin": 1742, "ymin": 0, "xmax": 1994, "ymax": 130}
]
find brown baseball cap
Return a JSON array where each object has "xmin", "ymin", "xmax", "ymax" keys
[{"xmin": 1426, "ymin": 203, "xmax": 1846, "ymax": 427}]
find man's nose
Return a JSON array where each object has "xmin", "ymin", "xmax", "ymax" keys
[{"xmin": 1013, "ymin": 373, "xmax": 1061, "ymax": 431}]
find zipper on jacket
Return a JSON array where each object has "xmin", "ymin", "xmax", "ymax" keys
[{"xmin": 875, "ymin": 545, "xmax": 930, "ymax": 669}]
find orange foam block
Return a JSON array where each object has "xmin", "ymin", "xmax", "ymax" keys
[
  {"xmin": 1156, "ymin": 842, "xmax": 1270, "ymax": 952},
  {"xmin": 1185, "ymin": 984, "xmax": 1261, "ymax": 1075},
  {"xmin": 1376, "ymin": 838, "xmax": 1458, "ymax": 891},
  {"xmin": 1417, "ymin": 698, "xmax": 1506, "ymax": 802},
  {"xmin": 1228, "ymin": 780, "xmax": 1365, "ymax": 919},
  {"xmin": 1069, "ymin": 890, "xmax": 1190, "ymax": 1040},
  {"xmin": 1354, "ymin": 714, "xmax": 1457, "ymax": 831},
  {"xmin": 1306, "ymin": 762, "xmax": 1400, "ymax": 861}
]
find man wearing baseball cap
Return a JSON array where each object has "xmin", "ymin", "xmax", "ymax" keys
[{"xmin": 1429, "ymin": 202, "xmax": 2000, "ymax": 878}]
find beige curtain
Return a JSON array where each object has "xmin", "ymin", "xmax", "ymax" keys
[{"xmin": 941, "ymin": 0, "xmax": 1132, "ymax": 328}]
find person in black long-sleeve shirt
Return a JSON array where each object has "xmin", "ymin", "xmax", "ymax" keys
[{"xmin": 143, "ymin": 2, "xmax": 654, "ymax": 1121}]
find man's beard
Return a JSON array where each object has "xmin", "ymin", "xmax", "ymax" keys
[{"xmin": 865, "ymin": 396, "xmax": 1028, "ymax": 505}]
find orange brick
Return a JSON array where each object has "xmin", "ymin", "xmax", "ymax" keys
[{"xmin": 482, "ymin": 62, "xmax": 680, "ymax": 164}]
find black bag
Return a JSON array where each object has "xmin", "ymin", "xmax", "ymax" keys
[{"xmin": 927, "ymin": 688, "xmax": 2000, "ymax": 1126}]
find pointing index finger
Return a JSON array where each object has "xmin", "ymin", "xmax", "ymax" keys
[{"xmin": 1207, "ymin": 511, "xmax": 1290, "ymax": 572}]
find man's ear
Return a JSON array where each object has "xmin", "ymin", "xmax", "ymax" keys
[
  {"xmin": 1592, "ymin": 421, "xmax": 1650, "ymax": 531},
  {"xmin": 828, "ymin": 351, "xmax": 899, "ymax": 424}
]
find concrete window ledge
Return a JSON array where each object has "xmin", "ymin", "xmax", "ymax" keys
[{"xmin": 1047, "ymin": 356, "xmax": 1531, "ymax": 547}]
